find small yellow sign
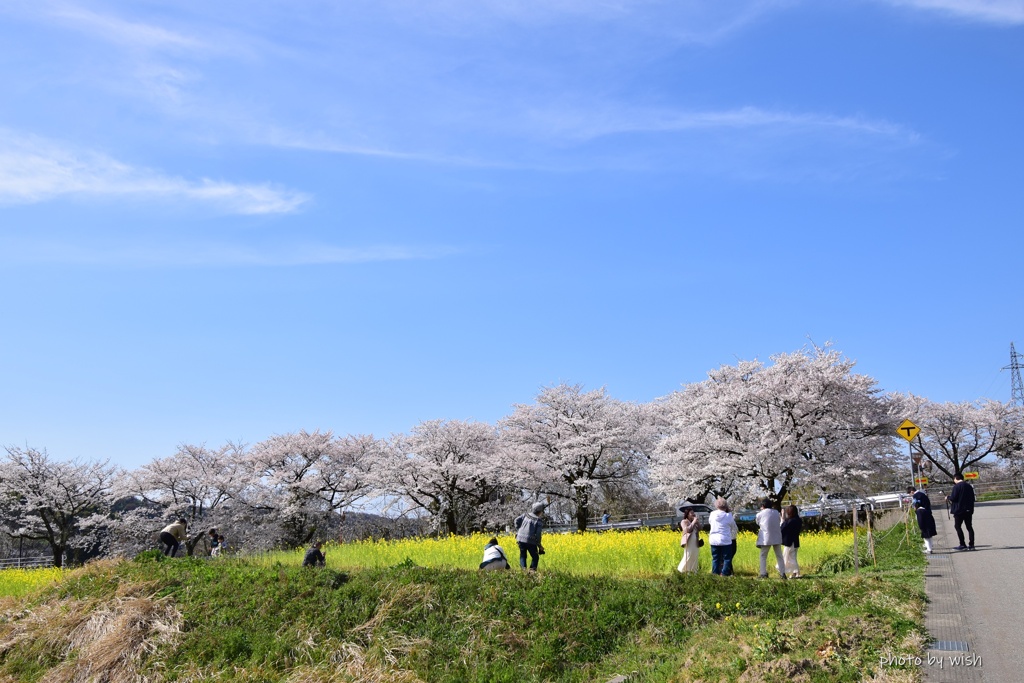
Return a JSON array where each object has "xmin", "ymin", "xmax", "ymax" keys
[
  {"xmin": 897, "ymin": 419, "xmax": 920, "ymax": 442},
  {"xmin": 964, "ymin": 472, "xmax": 979, "ymax": 480},
  {"xmin": 914, "ymin": 477, "xmax": 929, "ymax": 486}
]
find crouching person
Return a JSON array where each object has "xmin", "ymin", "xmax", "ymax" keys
[
  {"xmin": 159, "ymin": 518, "xmax": 188, "ymax": 557},
  {"xmin": 303, "ymin": 540, "xmax": 326, "ymax": 567},
  {"xmin": 479, "ymin": 537, "xmax": 510, "ymax": 570}
]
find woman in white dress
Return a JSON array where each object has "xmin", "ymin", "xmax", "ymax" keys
[{"xmin": 677, "ymin": 508, "xmax": 701, "ymax": 573}]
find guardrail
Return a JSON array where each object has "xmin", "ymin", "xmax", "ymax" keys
[
  {"xmin": 968, "ymin": 477, "xmax": 1024, "ymax": 501},
  {"xmin": 546, "ymin": 511, "xmax": 678, "ymax": 534},
  {"xmin": 0, "ymin": 556, "xmax": 53, "ymax": 570},
  {"xmin": 546, "ymin": 478, "xmax": 1024, "ymax": 533}
]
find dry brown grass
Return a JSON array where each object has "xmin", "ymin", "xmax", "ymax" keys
[
  {"xmin": 169, "ymin": 640, "xmax": 426, "ymax": 683},
  {"xmin": 0, "ymin": 579, "xmax": 181, "ymax": 683}
]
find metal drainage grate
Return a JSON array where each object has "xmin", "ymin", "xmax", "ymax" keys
[
  {"xmin": 924, "ymin": 573, "xmax": 943, "ymax": 577},
  {"xmin": 931, "ymin": 641, "xmax": 970, "ymax": 651}
]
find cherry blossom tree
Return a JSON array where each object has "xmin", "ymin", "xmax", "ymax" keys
[
  {"xmin": 244, "ymin": 430, "xmax": 376, "ymax": 548},
  {"xmin": 115, "ymin": 442, "xmax": 249, "ymax": 556},
  {"xmin": 377, "ymin": 420, "xmax": 513, "ymax": 535},
  {"xmin": 501, "ymin": 384, "xmax": 654, "ymax": 531},
  {"xmin": 905, "ymin": 397, "xmax": 1023, "ymax": 479},
  {"xmin": 0, "ymin": 447, "xmax": 117, "ymax": 567},
  {"xmin": 651, "ymin": 347, "xmax": 900, "ymax": 507}
]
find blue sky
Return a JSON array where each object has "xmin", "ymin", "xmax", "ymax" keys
[{"xmin": 1, "ymin": 0, "xmax": 1022, "ymax": 468}]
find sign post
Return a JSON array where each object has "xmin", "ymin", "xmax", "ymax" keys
[{"xmin": 897, "ymin": 419, "xmax": 921, "ymax": 490}]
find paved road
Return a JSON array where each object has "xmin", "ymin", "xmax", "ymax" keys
[{"xmin": 923, "ymin": 498, "xmax": 1024, "ymax": 683}]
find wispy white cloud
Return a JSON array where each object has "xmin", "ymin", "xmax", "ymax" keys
[
  {"xmin": 524, "ymin": 105, "xmax": 920, "ymax": 143},
  {"xmin": 0, "ymin": 1, "xmax": 944, "ymax": 181},
  {"xmin": 49, "ymin": 4, "xmax": 204, "ymax": 51},
  {"xmin": 249, "ymin": 125, "xmax": 524, "ymax": 169},
  {"xmin": 872, "ymin": 0, "xmax": 1024, "ymax": 24},
  {"xmin": 0, "ymin": 239, "xmax": 461, "ymax": 268},
  {"xmin": 0, "ymin": 130, "xmax": 309, "ymax": 214},
  {"xmin": 382, "ymin": 0, "xmax": 793, "ymax": 44}
]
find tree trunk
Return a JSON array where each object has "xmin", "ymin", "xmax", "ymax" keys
[
  {"xmin": 445, "ymin": 508, "xmax": 458, "ymax": 536},
  {"xmin": 186, "ymin": 535, "xmax": 205, "ymax": 556},
  {"xmin": 51, "ymin": 545, "xmax": 64, "ymax": 568},
  {"xmin": 575, "ymin": 486, "xmax": 590, "ymax": 532},
  {"xmin": 773, "ymin": 484, "xmax": 789, "ymax": 509}
]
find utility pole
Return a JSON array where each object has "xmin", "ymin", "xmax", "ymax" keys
[{"xmin": 1004, "ymin": 342, "xmax": 1024, "ymax": 407}]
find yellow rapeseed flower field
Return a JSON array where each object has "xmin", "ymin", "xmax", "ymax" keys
[
  {"xmin": 0, "ymin": 528, "xmax": 855, "ymax": 596},
  {"xmin": 263, "ymin": 528, "xmax": 854, "ymax": 577},
  {"xmin": 0, "ymin": 566, "xmax": 65, "ymax": 598}
]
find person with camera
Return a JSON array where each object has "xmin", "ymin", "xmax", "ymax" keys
[
  {"xmin": 780, "ymin": 505, "xmax": 802, "ymax": 577},
  {"xmin": 677, "ymin": 508, "xmax": 702, "ymax": 573},
  {"xmin": 514, "ymin": 501, "xmax": 547, "ymax": 571},
  {"xmin": 709, "ymin": 497, "xmax": 738, "ymax": 576}
]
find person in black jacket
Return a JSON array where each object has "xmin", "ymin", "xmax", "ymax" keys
[
  {"xmin": 303, "ymin": 541, "xmax": 326, "ymax": 567},
  {"xmin": 945, "ymin": 475, "xmax": 976, "ymax": 550},
  {"xmin": 780, "ymin": 505, "xmax": 802, "ymax": 577},
  {"xmin": 907, "ymin": 486, "xmax": 937, "ymax": 553}
]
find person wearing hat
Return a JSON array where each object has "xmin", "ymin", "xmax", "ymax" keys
[{"xmin": 514, "ymin": 501, "xmax": 547, "ymax": 571}]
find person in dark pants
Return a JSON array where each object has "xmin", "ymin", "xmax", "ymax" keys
[
  {"xmin": 514, "ymin": 502, "xmax": 546, "ymax": 571},
  {"xmin": 709, "ymin": 497, "xmax": 738, "ymax": 576},
  {"xmin": 159, "ymin": 518, "xmax": 187, "ymax": 557},
  {"xmin": 907, "ymin": 486, "xmax": 937, "ymax": 553},
  {"xmin": 303, "ymin": 541, "xmax": 326, "ymax": 567},
  {"xmin": 945, "ymin": 475, "xmax": 976, "ymax": 550}
]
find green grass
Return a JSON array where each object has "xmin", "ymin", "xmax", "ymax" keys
[
  {"xmin": 977, "ymin": 490, "xmax": 1020, "ymax": 502},
  {"xmin": 0, "ymin": 522, "xmax": 928, "ymax": 683}
]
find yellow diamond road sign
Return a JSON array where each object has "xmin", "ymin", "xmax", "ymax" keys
[{"xmin": 897, "ymin": 419, "xmax": 920, "ymax": 442}]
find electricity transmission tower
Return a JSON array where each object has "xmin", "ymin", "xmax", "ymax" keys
[{"xmin": 1005, "ymin": 342, "xmax": 1024, "ymax": 407}]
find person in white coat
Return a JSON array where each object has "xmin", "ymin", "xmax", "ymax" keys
[
  {"xmin": 709, "ymin": 498, "xmax": 739, "ymax": 576},
  {"xmin": 755, "ymin": 499, "xmax": 787, "ymax": 580},
  {"xmin": 479, "ymin": 537, "xmax": 510, "ymax": 570}
]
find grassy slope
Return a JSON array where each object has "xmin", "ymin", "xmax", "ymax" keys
[{"xmin": 0, "ymin": 524, "xmax": 927, "ymax": 683}]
